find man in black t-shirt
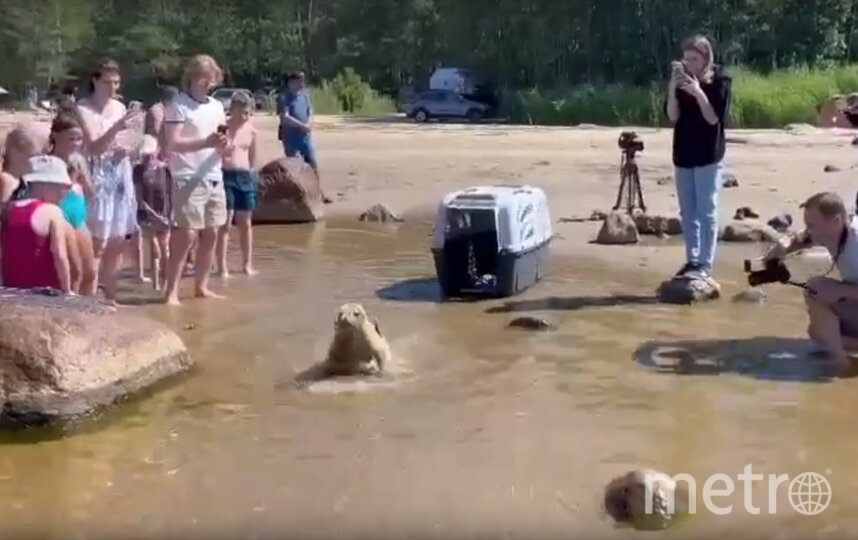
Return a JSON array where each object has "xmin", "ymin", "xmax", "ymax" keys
[{"xmin": 666, "ymin": 35, "xmax": 732, "ymax": 285}]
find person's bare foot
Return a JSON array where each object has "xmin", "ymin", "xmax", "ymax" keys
[
  {"xmin": 135, "ymin": 275, "xmax": 152, "ymax": 284},
  {"xmin": 213, "ymin": 268, "xmax": 231, "ymax": 279},
  {"xmin": 241, "ymin": 266, "xmax": 258, "ymax": 276},
  {"xmin": 164, "ymin": 294, "xmax": 182, "ymax": 306},
  {"xmin": 195, "ymin": 288, "xmax": 226, "ymax": 299}
]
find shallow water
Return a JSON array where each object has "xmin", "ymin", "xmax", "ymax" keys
[{"xmin": 1, "ymin": 218, "xmax": 857, "ymax": 539}]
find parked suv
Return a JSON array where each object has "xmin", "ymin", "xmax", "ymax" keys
[{"xmin": 401, "ymin": 90, "xmax": 490, "ymax": 123}]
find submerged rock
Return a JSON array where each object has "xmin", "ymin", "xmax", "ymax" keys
[
  {"xmin": 720, "ymin": 220, "xmax": 780, "ymax": 243},
  {"xmin": 634, "ymin": 214, "xmax": 682, "ymax": 236},
  {"xmin": 596, "ymin": 212, "xmax": 639, "ymax": 245},
  {"xmin": 657, "ymin": 276, "xmax": 721, "ymax": 305},
  {"xmin": 733, "ymin": 206, "xmax": 760, "ymax": 220},
  {"xmin": 359, "ymin": 203, "xmax": 404, "ymax": 223},
  {"xmin": 508, "ymin": 316, "xmax": 556, "ymax": 331},
  {"xmin": 604, "ymin": 469, "xmax": 688, "ymax": 531},
  {"xmin": 733, "ymin": 289, "xmax": 767, "ymax": 304},
  {"xmin": 722, "ymin": 173, "xmax": 740, "ymax": 188},
  {"xmin": 0, "ymin": 288, "xmax": 192, "ymax": 427},
  {"xmin": 254, "ymin": 157, "xmax": 325, "ymax": 223},
  {"xmin": 767, "ymin": 213, "xmax": 793, "ymax": 233}
]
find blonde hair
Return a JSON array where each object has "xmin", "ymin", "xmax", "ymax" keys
[
  {"xmin": 181, "ymin": 54, "xmax": 224, "ymax": 91},
  {"xmin": 2, "ymin": 123, "xmax": 49, "ymax": 170},
  {"xmin": 682, "ymin": 35, "xmax": 715, "ymax": 84}
]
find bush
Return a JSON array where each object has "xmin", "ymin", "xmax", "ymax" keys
[
  {"xmin": 257, "ymin": 69, "xmax": 396, "ymax": 115},
  {"xmin": 500, "ymin": 65, "xmax": 858, "ymax": 128}
]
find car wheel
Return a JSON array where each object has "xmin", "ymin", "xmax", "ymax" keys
[
  {"xmin": 466, "ymin": 109, "xmax": 482, "ymax": 122},
  {"xmin": 414, "ymin": 109, "xmax": 429, "ymax": 123}
]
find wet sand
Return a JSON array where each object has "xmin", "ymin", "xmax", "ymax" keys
[{"xmin": 0, "ymin": 112, "xmax": 857, "ymax": 538}]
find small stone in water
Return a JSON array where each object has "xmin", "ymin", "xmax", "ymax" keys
[
  {"xmin": 508, "ymin": 317, "xmax": 556, "ymax": 331},
  {"xmin": 733, "ymin": 289, "xmax": 766, "ymax": 304}
]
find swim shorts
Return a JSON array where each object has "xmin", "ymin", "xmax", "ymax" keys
[{"xmin": 223, "ymin": 169, "xmax": 257, "ymax": 212}]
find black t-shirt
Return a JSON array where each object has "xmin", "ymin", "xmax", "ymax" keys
[{"xmin": 670, "ymin": 65, "xmax": 732, "ymax": 169}]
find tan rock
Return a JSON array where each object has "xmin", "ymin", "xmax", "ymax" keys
[
  {"xmin": 720, "ymin": 220, "xmax": 780, "ymax": 243},
  {"xmin": 0, "ymin": 288, "xmax": 192, "ymax": 426},
  {"xmin": 604, "ymin": 469, "xmax": 689, "ymax": 530},
  {"xmin": 596, "ymin": 211, "xmax": 639, "ymax": 245},
  {"xmin": 359, "ymin": 203, "xmax": 404, "ymax": 223},
  {"xmin": 254, "ymin": 157, "xmax": 325, "ymax": 223},
  {"xmin": 634, "ymin": 214, "xmax": 682, "ymax": 236}
]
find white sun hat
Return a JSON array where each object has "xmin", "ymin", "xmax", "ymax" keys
[
  {"xmin": 139, "ymin": 133, "xmax": 159, "ymax": 156},
  {"xmin": 22, "ymin": 155, "xmax": 72, "ymax": 186}
]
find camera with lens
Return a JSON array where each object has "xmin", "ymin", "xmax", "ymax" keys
[
  {"xmin": 618, "ymin": 131, "xmax": 644, "ymax": 154},
  {"xmin": 744, "ymin": 258, "xmax": 792, "ymax": 287}
]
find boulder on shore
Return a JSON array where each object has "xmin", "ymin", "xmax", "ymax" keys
[
  {"xmin": 0, "ymin": 288, "xmax": 192, "ymax": 427},
  {"xmin": 720, "ymin": 220, "xmax": 780, "ymax": 243},
  {"xmin": 595, "ymin": 211, "xmax": 639, "ymax": 245},
  {"xmin": 254, "ymin": 158, "xmax": 325, "ymax": 223},
  {"xmin": 657, "ymin": 276, "xmax": 720, "ymax": 305}
]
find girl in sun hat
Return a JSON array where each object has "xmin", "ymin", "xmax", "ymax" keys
[{"xmin": 0, "ymin": 155, "xmax": 73, "ymax": 293}]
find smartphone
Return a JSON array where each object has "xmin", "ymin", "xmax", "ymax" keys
[{"xmin": 671, "ymin": 61, "xmax": 688, "ymax": 80}]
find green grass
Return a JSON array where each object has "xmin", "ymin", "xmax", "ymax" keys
[
  {"xmin": 501, "ymin": 65, "xmax": 858, "ymax": 129},
  {"xmin": 258, "ymin": 82, "xmax": 397, "ymax": 115}
]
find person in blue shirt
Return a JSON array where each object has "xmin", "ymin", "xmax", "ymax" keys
[{"xmin": 277, "ymin": 71, "xmax": 331, "ymax": 203}]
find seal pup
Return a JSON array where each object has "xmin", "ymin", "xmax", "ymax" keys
[{"xmin": 321, "ymin": 303, "xmax": 392, "ymax": 377}]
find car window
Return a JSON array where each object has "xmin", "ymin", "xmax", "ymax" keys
[{"xmin": 212, "ymin": 89, "xmax": 231, "ymax": 99}]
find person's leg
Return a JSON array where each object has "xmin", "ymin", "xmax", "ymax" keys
[
  {"xmin": 131, "ymin": 232, "xmax": 150, "ymax": 283},
  {"xmin": 195, "ymin": 181, "xmax": 228, "ymax": 298},
  {"xmin": 235, "ymin": 211, "xmax": 255, "ymax": 274},
  {"xmin": 674, "ymin": 166, "xmax": 699, "ymax": 273},
  {"xmin": 806, "ymin": 293, "xmax": 851, "ymax": 373},
  {"xmin": 216, "ymin": 182, "xmax": 236, "ymax": 277},
  {"xmin": 146, "ymin": 231, "xmax": 161, "ymax": 291},
  {"xmin": 100, "ymin": 237, "xmax": 127, "ymax": 304},
  {"xmin": 694, "ymin": 163, "xmax": 723, "ymax": 276},
  {"xmin": 164, "ymin": 178, "xmax": 204, "ymax": 305},
  {"xmin": 156, "ymin": 231, "xmax": 170, "ymax": 290},
  {"xmin": 76, "ymin": 227, "xmax": 97, "ymax": 296},
  {"xmin": 298, "ymin": 139, "xmax": 332, "ymax": 204}
]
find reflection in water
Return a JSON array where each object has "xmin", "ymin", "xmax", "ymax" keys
[{"xmin": 2, "ymin": 218, "xmax": 858, "ymax": 538}]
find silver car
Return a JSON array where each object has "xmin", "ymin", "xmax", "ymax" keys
[{"xmin": 402, "ymin": 90, "xmax": 490, "ymax": 122}]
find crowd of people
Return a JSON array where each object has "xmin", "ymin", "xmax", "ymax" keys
[{"xmin": 0, "ymin": 54, "xmax": 322, "ymax": 307}]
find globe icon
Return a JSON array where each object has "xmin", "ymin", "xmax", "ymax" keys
[{"xmin": 788, "ymin": 472, "xmax": 832, "ymax": 516}]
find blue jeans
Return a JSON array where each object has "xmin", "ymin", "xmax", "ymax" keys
[
  {"xmin": 675, "ymin": 163, "xmax": 723, "ymax": 272},
  {"xmin": 282, "ymin": 137, "xmax": 318, "ymax": 170}
]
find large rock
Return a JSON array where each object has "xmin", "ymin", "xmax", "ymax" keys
[
  {"xmin": 0, "ymin": 288, "xmax": 192, "ymax": 426},
  {"xmin": 596, "ymin": 212, "xmax": 639, "ymax": 245},
  {"xmin": 634, "ymin": 214, "xmax": 682, "ymax": 236},
  {"xmin": 359, "ymin": 203, "xmax": 404, "ymax": 223},
  {"xmin": 254, "ymin": 157, "xmax": 325, "ymax": 223},
  {"xmin": 720, "ymin": 220, "xmax": 780, "ymax": 243},
  {"xmin": 657, "ymin": 276, "xmax": 720, "ymax": 305}
]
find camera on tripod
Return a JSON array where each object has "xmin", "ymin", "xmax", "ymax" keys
[
  {"xmin": 743, "ymin": 258, "xmax": 793, "ymax": 287},
  {"xmin": 618, "ymin": 131, "xmax": 644, "ymax": 155}
]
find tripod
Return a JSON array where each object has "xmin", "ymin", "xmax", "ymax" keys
[{"xmin": 612, "ymin": 148, "xmax": 647, "ymax": 214}]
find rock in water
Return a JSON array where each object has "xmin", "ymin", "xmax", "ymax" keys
[
  {"xmin": 733, "ymin": 289, "xmax": 767, "ymax": 304},
  {"xmin": 0, "ymin": 288, "xmax": 192, "ymax": 426},
  {"xmin": 254, "ymin": 158, "xmax": 325, "ymax": 223},
  {"xmin": 596, "ymin": 212, "xmax": 639, "ymax": 245},
  {"xmin": 604, "ymin": 469, "xmax": 687, "ymax": 531},
  {"xmin": 720, "ymin": 220, "xmax": 780, "ymax": 243},
  {"xmin": 722, "ymin": 173, "xmax": 740, "ymax": 188},
  {"xmin": 657, "ymin": 276, "xmax": 720, "ymax": 305},
  {"xmin": 359, "ymin": 203, "xmax": 404, "ymax": 223},
  {"xmin": 589, "ymin": 209, "xmax": 608, "ymax": 221},
  {"xmin": 508, "ymin": 316, "xmax": 556, "ymax": 331},
  {"xmin": 634, "ymin": 214, "xmax": 682, "ymax": 236},
  {"xmin": 767, "ymin": 213, "xmax": 793, "ymax": 233}
]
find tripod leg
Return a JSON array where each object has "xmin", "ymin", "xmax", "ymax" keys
[
  {"xmin": 613, "ymin": 164, "xmax": 628, "ymax": 211},
  {"xmin": 634, "ymin": 168, "xmax": 647, "ymax": 213}
]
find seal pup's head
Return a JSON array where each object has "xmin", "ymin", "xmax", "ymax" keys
[{"xmin": 335, "ymin": 303, "xmax": 368, "ymax": 330}]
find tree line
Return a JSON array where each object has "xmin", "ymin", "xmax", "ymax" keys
[{"xmin": 2, "ymin": 0, "xmax": 858, "ymax": 101}]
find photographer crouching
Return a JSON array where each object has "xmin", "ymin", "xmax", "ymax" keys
[
  {"xmin": 765, "ymin": 192, "xmax": 858, "ymax": 377},
  {"xmin": 666, "ymin": 35, "xmax": 732, "ymax": 284}
]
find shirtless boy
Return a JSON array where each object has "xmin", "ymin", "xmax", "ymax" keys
[{"xmin": 215, "ymin": 92, "xmax": 258, "ymax": 277}]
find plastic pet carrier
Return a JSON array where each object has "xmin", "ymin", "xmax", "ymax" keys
[{"xmin": 431, "ymin": 185, "xmax": 552, "ymax": 298}]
